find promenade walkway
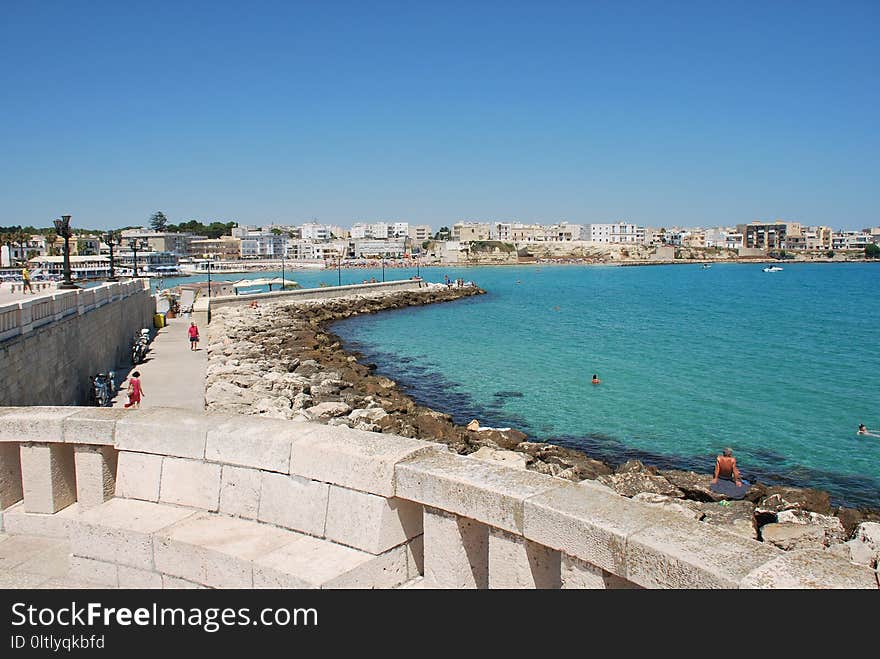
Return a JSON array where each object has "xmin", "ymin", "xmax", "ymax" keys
[
  {"xmin": 0, "ymin": 534, "xmax": 103, "ymax": 588},
  {"xmin": 113, "ymin": 314, "xmax": 206, "ymax": 411},
  {"xmin": 0, "ymin": 281, "xmax": 58, "ymax": 305}
]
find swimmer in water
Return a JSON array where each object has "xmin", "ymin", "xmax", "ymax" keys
[
  {"xmin": 591, "ymin": 374, "xmax": 601, "ymax": 385},
  {"xmin": 859, "ymin": 423, "xmax": 868, "ymax": 435}
]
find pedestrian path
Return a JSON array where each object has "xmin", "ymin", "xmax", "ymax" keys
[{"xmin": 113, "ymin": 315, "xmax": 206, "ymax": 411}]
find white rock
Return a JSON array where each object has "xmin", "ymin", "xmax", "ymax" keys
[{"xmin": 305, "ymin": 402, "xmax": 352, "ymax": 419}]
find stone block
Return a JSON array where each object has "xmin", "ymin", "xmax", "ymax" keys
[
  {"xmin": 117, "ymin": 565, "xmax": 163, "ymax": 589},
  {"xmin": 62, "ymin": 408, "xmax": 126, "ymax": 445},
  {"xmin": 205, "ymin": 416, "xmax": 309, "ymax": 473},
  {"xmin": 324, "ymin": 486, "xmax": 423, "ymax": 554},
  {"xmin": 159, "ymin": 458, "xmax": 221, "ymax": 511},
  {"xmin": 407, "ymin": 534, "xmax": 424, "ymax": 579},
  {"xmin": 115, "ymin": 451, "xmax": 163, "ymax": 502},
  {"xmin": 161, "ymin": 575, "xmax": 206, "ymax": 589},
  {"xmin": 396, "ymin": 451, "xmax": 561, "ymax": 534},
  {"xmin": 219, "ymin": 465, "xmax": 262, "ymax": 519},
  {"xmin": 0, "ymin": 501, "xmax": 84, "ymax": 539},
  {"xmin": 488, "ymin": 527, "xmax": 561, "ymax": 589},
  {"xmin": 70, "ymin": 499, "xmax": 196, "ymax": 570},
  {"xmin": 422, "ymin": 508, "xmax": 488, "ymax": 589},
  {"xmin": 740, "ymin": 549, "xmax": 878, "ymax": 589},
  {"xmin": 0, "ymin": 442, "xmax": 23, "ymax": 509},
  {"xmin": 257, "ymin": 471, "xmax": 329, "ymax": 537},
  {"xmin": 0, "ymin": 407, "xmax": 78, "ymax": 443},
  {"xmin": 522, "ymin": 480, "xmax": 682, "ymax": 576},
  {"xmin": 625, "ymin": 517, "xmax": 782, "ymax": 589},
  {"xmin": 290, "ymin": 425, "xmax": 442, "ymax": 497},
  {"xmin": 252, "ymin": 533, "xmax": 407, "ymax": 589},
  {"xmin": 115, "ymin": 409, "xmax": 211, "ymax": 459},
  {"xmin": 73, "ymin": 445, "xmax": 118, "ymax": 509},
  {"xmin": 20, "ymin": 442, "xmax": 77, "ymax": 514},
  {"xmin": 154, "ymin": 513, "xmax": 295, "ymax": 588},
  {"xmin": 68, "ymin": 555, "xmax": 118, "ymax": 586},
  {"xmin": 561, "ymin": 553, "xmax": 642, "ymax": 589}
]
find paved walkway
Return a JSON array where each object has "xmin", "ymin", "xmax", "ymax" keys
[
  {"xmin": 0, "ymin": 534, "xmax": 103, "ymax": 588},
  {"xmin": 0, "ymin": 281, "xmax": 58, "ymax": 305},
  {"xmin": 113, "ymin": 315, "xmax": 206, "ymax": 411}
]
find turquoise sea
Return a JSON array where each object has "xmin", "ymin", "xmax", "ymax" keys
[{"xmin": 158, "ymin": 263, "xmax": 880, "ymax": 508}]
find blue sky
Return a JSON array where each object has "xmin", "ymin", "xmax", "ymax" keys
[{"xmin": 1, "ymin": 1, "xmax": 877, "ymax": 230}]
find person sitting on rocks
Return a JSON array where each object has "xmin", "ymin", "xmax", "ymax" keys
[{"xmin": 709, "ymin": 447, "xmax": 750, "ymax": 499}]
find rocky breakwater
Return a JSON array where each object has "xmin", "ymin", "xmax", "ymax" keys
[{"xmin": 205, "ymin": 284, "xmax": 880, "ymax": 575}]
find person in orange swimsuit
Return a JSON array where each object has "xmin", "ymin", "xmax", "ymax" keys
[{"xmin": 591, "ymin": 374, "xmax": 601, "ymax": 385}]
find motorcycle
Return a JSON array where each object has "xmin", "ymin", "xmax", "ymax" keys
[
  {"xmin": 90, "ymin": 371, "xmax": 116, "ymax": 407},
  {"xmin": 131, "ymin": 328, "xmax": 151, "ymax": 364}
]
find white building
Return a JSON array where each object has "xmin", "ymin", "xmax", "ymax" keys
[
  {"xmin": 585, "ymin": 222, "xmax": 646, "ymax": 244},
  {"xmin": 392, "ymin": 222, "xmax": 409, "ymax": 238},
  {"xmin": 351, "ymin": 238, "xmax": 406, "ymax": 258},
  {"xmin": 490, "ymin": 223, "xmax": 512, "ymax": 241},
  {"xmin": 408, "ymin": 225, "xmax": 433, "ymax": 242},
  {"xmin": 832, "ymin": 231, "xmax": 872, "ymax": 250},
  {"xmin": 300, "ymin": 223, "xmax": 331, "ymax": 241},
  {"xmin": 548, "ymin": 222, "xmax": 584, "ymax": 241}
]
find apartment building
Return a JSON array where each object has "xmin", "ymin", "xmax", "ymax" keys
[
  {"xmin": 408, "ymin": 224, "xmax": 433, "ymax": 242},
  {"xmin": 585, "ymin": 223, "xmax": 646, "ymax": 244},
  {"xmin": 737, "ymin": 221, "xmax": 802, "ymax": 250},
  {"xmin": 300, "ymin": 223, "xmax": 331, "ymax": 241},
  {"xmin": 510, "ymin": 223, "xmax": 544, "ymax": 242},
  {"xmin": 190, "ymin": 236, "xmax": 242, "ymax": 260}
]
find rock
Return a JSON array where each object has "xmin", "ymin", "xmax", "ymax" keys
[
  {"xmin": 632, "ymin": 493, "xmax": 702, "ymax": 520},
  {"xmin": 760, "ymin": 523, "xmax": 827, "ymax": 551},
  {"xmin": 693, "ymin": 500, "xmax": 759, "ymax": 541},
  {"xmin": 294, "ymin": 361, "xmax": 321, "ymax": 377},
  {"xmin": 755, "ymin": 486, "xmax": 832, "ymax": 516},
  {"xmin": 252, "ymin": 397, "xmax": 293, "ymax": 419},
  {"xmin": 840, "ymin": 522, "xmax": 880, "ymax": 568},
  {"xmin": 476, "ymin": 428, "xmax": 528, "ymax": 450},
  {"xmin": 597, "ymin": 472, "xmax": 684, "ymax": 499},
  {"xmin": 776, "ymin": 510, "xmax": 847, "ymax": 546},
  {"xmin": 659, "ymin": 470, "xmax": 729, "ymax": 502},
  {"xmin": 466, "ymin": 419, "xmax": 481, "ymax": 431},
  {"xmin": 348, "ymin": 407, "xmax": 389, "ymax": 423},
  {"xmin": 310, "ymin": 382, "xmax": 341, "ymax": 397},
  {"xmin": 205, "ymin": 381, "xmax": 254, "ymax": 407},
  {"xmin": 291, "ymin": 392, "xmax": 313, "ymax": 410},
  {"xmin": 834, "ymin": 507, "xmax": 880, "ymax": 538},
  {"xmin": 518, "ymin": 442, "xmax": 613, "ymax": 480},
  {"xmin": 617, "ymin": 460, "xmax": 657, "ymax": 475},
  {"xmin": 304, "ymin": 401, "xmax": 352, "ymax": 419}
]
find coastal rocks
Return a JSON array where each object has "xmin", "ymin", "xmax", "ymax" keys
[
  {"xmin": 696, "ymin": 500, "xmax": 759, "ymax": 541},
  {"xmin": 833, "ymin": 507, "xmax": 880, "ymax": 537},
  {"xmin": 304, "ymin": 401, "xmax": 352, "ymax": 420},
  {"xmin": 760, "ymin": 523, "xmax": 828, "ymax": 552},
  {"xmin": 659, "ymin": 470, "xmax": 730, "ymax": 502},
  {"xmin": 597, "ymin": 471, "xmax": 684, "ymax": 499},
  {"xmin": 632, "ymin": 493, "xmax": 702, "ymax": 520},
  {"xmin": 516, "ymin": 442, "xmax": 613, "ymax": 481},
  {"xmin": 829, "ymin": 522, "xmax": 880, "ymax": 568},
  {"xmin": 754, "ymin": 486, "xmax": 832, "ymax": 516}
]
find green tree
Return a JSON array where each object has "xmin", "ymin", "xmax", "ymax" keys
[
  {"xmin": 44, "ymin": 232, "xmax": 58, "ymax": 256},
  {"xmin": 826, "ymin": 250, "xmax": 835, "ymax": 258},
  {"xmin": 865, "ymin": 243, "xmax": 880, "ymax": 259},
  {"xmin": 149, "ymin": 211, "xmax": 169, "ymax": 232},
  {"xmin": 434, "ymin": 226, "xmax": 451, "ymax": 240}
]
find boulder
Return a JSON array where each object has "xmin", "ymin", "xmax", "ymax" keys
[
  {"xmin": 205, "ymin": 381, "xmax": 254, "ymax": 407},
  {"xmin": 617, "ymin": 460, "xmax": 658, "ymax": 475},
  {"xmin": 693, "ymin": 500, "xmax": 759, "ymax": 541},
  {"xmin": 597, "ymin": 472, "xmax": 684, "ymax": 499},
  {"xmin": 466, "ymin": 419, "xmax": 481, "ymax": 431},
  {"xmin": 470, "ymin": 447, "xmax": 530, "ymax": 470},
  {"xmin": 834, "ymin": 507, "xmax": 880, "ymax": 538},
  {"xmin": 476, "ymin": 428, "xmax": 528, "ymax": 450},
  {"xmin": 659, "ymin": 470, "xmax": 729, "ymax": 502},
  {"xmin": 755, "ymin": 486, "xmax": 832, "ymax": 516},
  {"xmin": 760, "ymin": 523, "xmax": 827, "ymax": 551},
  {"xmin": 776, "ymin": 510, "xmax": 847, "ymax": 546},
  {"xmin": 252, "ymin": 397, "xmax": 293, "ymax": 420},
  {"xmin": 837, "ymin": 522, "xmax": 880, "ymax": 568},
  {"xmin": 304, "ymin": 401, "xmax": 352, "ymax": 419},
  {"xmin": 517, "ymin": 442, "xmax": 613, "ymax": 480}
]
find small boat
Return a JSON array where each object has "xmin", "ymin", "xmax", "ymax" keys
[
  {"xmin": 762, "ymin": 265, "xmax": 783, "ymax": 272},
  {"xmin": 701, "ymin": 264, "xmax": 711, "ymax": 269}
]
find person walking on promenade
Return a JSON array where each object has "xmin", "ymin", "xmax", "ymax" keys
[
  {"xmin": 709, "ymin": 447, "xmax": 749, "ymax": 499},
  {"xmin": 21, "ymin": 267, "xmax": 33, "ymax": 294},
  {"xmin": 124, "ymin": 371, "xmax": 144, "ymax": 409},
  {"xmin": 188, "ymin": 321, "xmax": 200, "ymax": 351}
]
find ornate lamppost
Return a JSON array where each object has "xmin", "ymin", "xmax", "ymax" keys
[
  {"xmin": 53, "ymin": 214, "xmax": 78, "ymax": 289},
  {"xmin": 281, "ymin": 250, "xmax": 285, "ymax": 292},
  {"xmin": 103, "ymin": 231, "xmax": 120, "ymax": 281},
  {"xmin": 381, "ymin": 253, "xmax": 385, "ymax": 282},
  {"xmin": 128, "ymin": 239, "xmax": 140, "ymax": 277},
  {"xmin": 206, "ymin": 260, "xmax": 212, "ymax": 299},
  {"xmin": 337, "ymin": 253, "xmax": 341, "ymax": 286}
]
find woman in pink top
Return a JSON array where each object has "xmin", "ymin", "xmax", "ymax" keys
[
  {"xmin": 124, "ymin": 371, "xmax": 144, "ymax": 409},
  {"xmin": 188, "ymin": 322, "xmax": 200, "ymax": 351}
]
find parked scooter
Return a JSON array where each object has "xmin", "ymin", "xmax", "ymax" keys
[
  {"xmin": 90, "ymin": 371, "xmax": 116, "ymax": 407},
  {"xmin": 131, "ymin": 328, "xmax": 151, "ymax": 365}
]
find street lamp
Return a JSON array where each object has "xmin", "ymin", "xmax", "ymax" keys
[
  {"xmin": 53, "ymin": 214, "xmax": 78, "ymax": 289},
  {"xmin": 281, "ymin": 251, "xmax": 285, "ymax": 292},
  {"xmin": 128, "ymin": 239, "xmax": 140, "ymax": 277},
  {"xmin": 381, "ymin": 253, "xmax": 385, "ymax": 282},
  {"xmin": 207, "ymin": 260, "xmax": 212, "ymax": 299},
  {"xmin": 337, "ymin": 254, "xmax": 341, "ymax": 286},
  {"xmin": 104, "ymin": 231, "xmax": 120, "ymax": 281}
]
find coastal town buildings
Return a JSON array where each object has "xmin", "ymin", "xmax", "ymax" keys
[{"xmin": 584, "ymin": 222, "xmax": 646, "ymax": 244}]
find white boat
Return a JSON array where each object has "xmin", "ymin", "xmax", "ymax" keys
[
  {"xmin": 701, "ymin": 264, "xmax": 711, "ymax": 269},
  {"xmin": 762, "ymin": 265, "xmax": 783, "ymax": 272}
]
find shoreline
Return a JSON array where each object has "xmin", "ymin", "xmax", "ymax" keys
[{"xmin": 205, "ymin": 285, "xmax": 880, "ymax": 553}]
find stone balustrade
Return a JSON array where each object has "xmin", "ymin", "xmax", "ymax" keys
[
  {"xmin": 0, "ymin": 406, "xmax": 876, "ymax": 589},
  {"xmin": 0, "ymin": 279, "xmax": 149, "ymax": 343}
]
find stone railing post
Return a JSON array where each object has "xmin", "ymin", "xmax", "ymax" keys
[
  {"xmin": 19, "ymin": 442, "xmax": 77, "ymax": 514},
  {"xmin": 0, "ymin": 443, "xmax": 23, "ymax": 509},
  {"xmin": 422, "ymin": 507, "xmax": 488, "ymax": 588},
  {"xmin": 73, "ymin": 445, "xmax": 118, "ymax": 509},
  {"xmin": 487, "ymin": 527, "xmax": 561, "ymax": 588}
]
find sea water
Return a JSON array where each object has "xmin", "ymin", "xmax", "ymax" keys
[{"xmin": 328, "ymin": 263, "xmax": 880, "ymax": 508}]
